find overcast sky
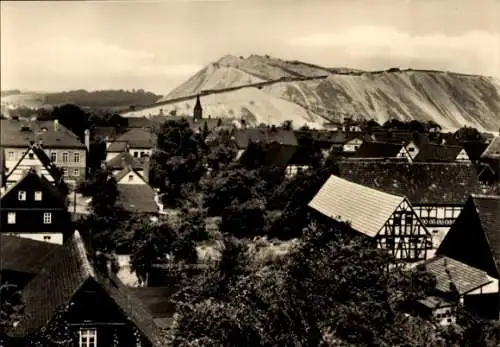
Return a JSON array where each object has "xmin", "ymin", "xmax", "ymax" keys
[{"xmin": 1, "ymin": 0, "xmax": 499, "ymax": 94}]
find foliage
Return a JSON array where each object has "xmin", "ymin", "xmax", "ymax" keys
[
  {"xmin": 77, "ymin": 169, "xmax": 119, "ymax": 216},
  {"xmin": 150, "ymin": 119, "xmax": 207, "ymax": 207},
  {"xmin": 454, "ymin": 126, "xmax": 485, "ymax": 143},
  {"xmin": 51, "ymin": 104, "xmax": 89, "ymax": 141},
  {"xmin": 43, "ymin": 89, "xmax": 161, "ymax": 108},
  {"xmin": 0, "ymin": 282, "xmax": 23, "ymax": 341}
]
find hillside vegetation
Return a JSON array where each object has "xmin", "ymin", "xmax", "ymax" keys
[{"xmin": 141, "ymin": 54, "xmax": 500, "ymax": 131}]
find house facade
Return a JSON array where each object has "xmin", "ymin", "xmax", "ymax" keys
[
  {"xmin": 106, "ymin": 128, "xmax": 156, "ymax": 162},
  {"xmin": 337, "ymin": 161, "xmax": 485, "ymax": 257},
  {"xmin": 342, "ymin": 137, "xmax": 363, "ymax": 153},
  {"xmin": 308, "ymin": 175, "xmax": 431, "ymax": 262},
  {"xmin": 0, "ymin": 169, "xmax": 72, "ymax": 245},
  {"xmin": 1, "ymin": 119, "xmax": 87, "ymax": 185}
]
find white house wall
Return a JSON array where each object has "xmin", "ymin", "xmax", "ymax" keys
[
  {"xmin": 343, "ymin": 139, "xmax": 363, "ymax": 153},
  {"xmin": 5, "ymin": 232, "xmax": 63, "ymax": 245},
  {"xmin": 117, "ymin": 170, "xmax": 147, "ymax": 185}
]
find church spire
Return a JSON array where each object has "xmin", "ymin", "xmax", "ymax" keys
[{"xmin": 193, "ymin": 94, "xmax": 203, "ymax": 121}]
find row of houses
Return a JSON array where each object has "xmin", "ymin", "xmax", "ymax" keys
[{"xmin": 308, "ymin": 174, "xmax": 500, "ymax": 324}]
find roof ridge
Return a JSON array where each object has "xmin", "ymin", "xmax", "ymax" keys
[
  {"xmin": 471, "ymin": 194, "xmax": 500, "ymax": 199},
  {"xmin": 73, "ymin": 230, "xmax": 95, "ymax": 278}
]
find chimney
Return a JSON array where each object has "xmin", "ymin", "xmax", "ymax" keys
[
  {"xmin": 38, "ymin": 139, "xmax": 44, "ymax": 148},
  {"xmin": 53, "ymin": 119, "xmax": 59, "ymax": 132},
  {"xmin": 84, "ymin": 129, "xmax": 90, "ymax": 151}
]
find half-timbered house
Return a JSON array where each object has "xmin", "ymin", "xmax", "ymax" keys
[
  {"xmin": 0, "ymin": 169, "xmax": 72, "ymax": 245},
  {"xmin": 308, "ymin": 175, "xmax": 431, "ymax": 262},
  {"xmin": 413, "ymin": 143, "xmax": 471, "ymax": 163},
  {"xmin": 337, "ymin": 161, "xmax": 485, "ymax": 257},
  {"xmin": 436, "ymin": 194, "xmax": 500, "ymax": 320},
  {"xmin": 6, "ymin": 232, "xmax": 165, "ymax": 346}
]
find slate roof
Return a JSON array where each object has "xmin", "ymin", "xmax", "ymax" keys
[
  {"xmin": 471, "ymin": 195, "xmax": 500, "ymax": 273},
  {"xmin": 413, "ymin": 144, "xmax": 465, "ymax": 162},
  {"xmin": 481, "ymin": 136, "xmax": 500, "ymax": 159},
  {"xmin": 337, "ymin": 161, "xmax": 484, "ymax": 205},
  {"xmin": 0, "ymin": 119, "xmax": 85, "ymax": 149},
  {"xmin": 130, "ymin": 286, "xmax": 177, "ymax": 329},
  {"xmin": 421, "ymin": 255, "xmax": 492, "ymax": 295},
  {"xmin": 109, "ymin": 128, "xmax": 156, "ymax": 150},
  {"xmin": 353, "ymin": 141, "xmax": 404, "ymax": 158},
  {"xmin": 106, "ymin": 151, "xmax": 146, "ymax": 171},
  {"xmin": 233, "ymin": 128, "xmax": 298, "ymax": 148},
  {"xmin": 10, "ymin": 232, "xmax": 164, "ymax": 345},
  {"xmin": 0, "ymin": 235, "xmax": 61, "ymax": 274},
  {"xmin": 308, "ymin": 175, "xmax": 405, "ymax": 237},
  {"xmin": 462, "ymin": 142, "xmax": 489, "ymax": 162},
  {"xmin": 116, "ymin": 172, "xmax": 158, "ymax": 214}
]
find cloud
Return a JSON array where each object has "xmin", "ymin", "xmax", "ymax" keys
[
  {"xmin": 289, "ymin": 26, "xmax": 500, "ymax": 76},
  {"xmin": 1, "ymin": 36, "xmax": 202, "ymax": 91}
]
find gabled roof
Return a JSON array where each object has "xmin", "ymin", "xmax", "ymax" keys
[
  {"xmin": 421, "ymin": 255, "xmax": 492, "ymax": 296},
  {"xmin": 414, "ymin": 144, "xmax": 465, "ymax": 162},
  {"xmin": 5, "ymin": 144, "xmax": 62, "ymax": 183},
  {"xmin": 461, "ymin": 142, "xmax": 489, "ymax": 162},
  {"xmin": 0, "ymin": 119, "xmax": 85, "ymax": 149},
  {"xmin": 0, "ymin": 235, "xmax": 61, "ymax": 275},
  {"xmin": 1, "ymin": 168, "xmax": 65, "ymax": 203},
  {"xmin": 114, "ymin": 169, "xmax": 158, "ymax": 214},
  {"xmin": 308, "ymin": 175, "xmax": 406, "ymax": 237},
  {"xmin": 472, "ymin": 195, "xmax": 500, "ymax": 271},
  {"xmin": 481, "ymin": 136, "xmax": 500, "ymax": 159},
  {"xmin": 10, "ymin": 232, "xmax": 163, "ymax": 344},
  {"xmin": 233, "ymin": 128, "xmax": 298, "ymax": 148},
  {"xmin": 107, "ymin": 140, "xmax": 129, "ymax": 152},
  {"xmin": 110, "ymin": 128, "xmax": 156, "ymax": 150},
  {"xmin": 106, "ymin": 151, "xmax": 145, "ymax": 171},
  {"xmin": 353, "ymin": 141, "xmax": 404, "ymax": 158},
  {"xmin": 337, "ymin": 161, "xmax": 484, "ymax": 205}
]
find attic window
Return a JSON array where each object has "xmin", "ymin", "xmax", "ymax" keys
[
  {"xmin": 128, "ymin": 174, "xmax": 134, "ymax": 181},
  {"xmin": 28, "ymin": 153, "xmax": 34, "ymax": 159}
]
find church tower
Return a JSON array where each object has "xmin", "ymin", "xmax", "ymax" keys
[{"xmin": 193, "ymin": 94, "xmax": 203, "ymax": 121}]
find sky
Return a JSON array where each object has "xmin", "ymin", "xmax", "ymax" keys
[{"xmin": 1, "ymin": 0, "xmax": 499, "ymax": 95}]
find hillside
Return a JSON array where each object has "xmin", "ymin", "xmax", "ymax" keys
[{"xmin": 145, "ymin": 54, "xmax": 500, "ymax": 131}]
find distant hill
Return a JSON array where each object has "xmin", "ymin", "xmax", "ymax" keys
[
  {"xmin": 1, "ymin": 89, "xmax": 162, "ymax": 110},
  {"xmin": 123, "ymin": 54, "xmax": 500, "ymax": 131}
]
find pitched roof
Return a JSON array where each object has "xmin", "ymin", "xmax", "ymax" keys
[
  {"xmin": 0, "ymin": 119, "xmax": 85, "ymax": 149},
  {"xmin": 107, "ymin": 140, "xmax": 129, "ymax": 152},
  {"xmin": 111, "ymin": 128, "xmax": 156, "ymax": 149},
  {"xmin": 462, "ymin": 142, "xmax": 489, "ymax": 162},
  {"xmin": 337, "ymin": 161, "xmax": 484, "ymax": 205},
  {"xmin": 414, "ymin": 144, "xmax": 465, "ymax": 162},
  {"xmin": 0, "ymin": 235, "xmax": 61, "ymax": 274},
  {"xmin": 233, "ymin": 128, "xmax": 298, "ymax": 148},
  {"xmin": 308, "ymin": 175, "xmax": 405, "ymax": 237},
  {"xmin": 353, "ymin": 141, "xmax": 404, "ymax": 158},
  {"xmin": 117, "ymin": 182, "xmax": 158, "ymax": 214},
  {"xmin": 1, "ymin": 168, "xmax": 65, "ymax": 203},
  {"xmin": 106, "ymin": 151, "xmax": 146, "ymax": 171},
  {"xmin": 481, "ymin": 136, "xmax": 500, "ymax": 159},
  {"xmin": 421, "ymin": 255, "xmax": 492, "ymax": 295},
  {"xmin": 11, "ymin": 232, "xmax": 163, "ymax": 344},
  {"xmin": 5, "ymin": 144, "xmax": 62, "ymax": 183},
  {"xmin": 471, "ymin": 195, "xmax": 500, "ymax": 272}
]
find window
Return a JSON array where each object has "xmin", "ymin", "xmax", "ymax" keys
[
  {"xmin": 128, "ymin": 174, "xmax": 134, "ymax": 181},
  {"xmin": 43, "ymin": 235, "xmax": 52, "ymax": 241},
  {"xmin": 74, "ymin": 152, "xmax": 80, "ymax": 163},
  {"xmin": 28, "ymin": 152, "xmax": 34, "ymax": 159},
  {"xmin": 405, "ymin": 212, "xmax": 413, "ymax": 225},
  {"xmin": 133, "ymin": 151, "xmax": 139, "ymax": 158},
  {"xmin": 7, "ymin": 212, "xmax": 16, "ymax": 224},
  {"xmin": 43, "ymin": 212, "xmax": 52, "ymax": 224},
  {"xmin": 62, "ymin": 152, "xmax": 69, "ymax": 163},
  {"xmin": 50, "ymin": 152, "xmax": 57, "ymax": 162},
  {"xmin": 74, "ymin": 168, "xmax": 80, "ymax": 177},
  {"xmin": 393, "ymin": 212, "xmax": 402, "ymax": 226},
  {"xmin": 34, "ymin": 191, "xmax": 42, "ymax": 201},
  {"xmin": 8, "ymin": 151, "xmax": 15, "ymax": 160},
  {"xmin": 18, "ymin": 191, "xmax": 26, "ymax": 201},
  {"xmin": 63, "ymin": 168, "xmax": 69, "ymax": 177},
  {"xmin": 79, "ymin": 328, "xmax": 97, "ymax": 347},
  {"xmin": 408, "ymin": 147, "xmax": 415, "ymax": 152}
]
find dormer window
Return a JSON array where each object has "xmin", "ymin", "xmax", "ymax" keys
[{"xmin": 18, "ymin": 191, "xmax": 27, "ymax": 201}]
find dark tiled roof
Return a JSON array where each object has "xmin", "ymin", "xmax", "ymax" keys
[
  {"xmin": 233, "ymin": 128, "xmax": 298, "ymax": 148},
  {"xmin": 118, "ymin": 182, "xmax": 158, "ymax": 214},
  {"xmin": 481, "ymin": 136, "xmax": 500, "ymax": 159},
  {"xmin": 418, "ymin": 296, "xmax": 453, "ymax": 309},
  {"xmin": 130, "ymin": 286, "xmax": 177, "ymax": 318},
  {"xmin": 287, "ymin": 145, "xmax": 321, "ymax": 166},
  {"xmin": 462, "ymin": 142, "xmax": 489, "ymax": 162},
  {"xmin": 0, "ymin": 235, "xmax": 61, "ymax": 274},
  {"xmin": 126, "ymin": 117, "xmax": 153, "ymax": 129},
  {"xmin": 107, "ymin": 141, "xmax": 129, "ymax": 152},
  {"xmin": 106, "ymin": 152, "xmax": 145, "ymax": 171},
  {"xmin": 472, "ymin": 195, "xmax": 500, "ymax": 273},
  {"xmin": 0, "ymin": 119, "xmax": 85, "ymax": 149},
  {"xmin": 353, "ymin": 141, "xmax": 404, "ymax": 158},
  {"xmin": 111, "ymin": 128, "xmax": 156, "ymax": 150},
  {"xmin": 421, "ymin": 255, "xmax": 492, "ymax": 295},
  {"xmin": 11, "ymin": 232, "xmax": 164, "ymax": 345},
  {"xmin": 414, "ymin": 144, "xmax": 464, "ymax": 162},
  {"xmin": 337, "ymin": 161, "xmax": 484, "ymax": 204}
]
